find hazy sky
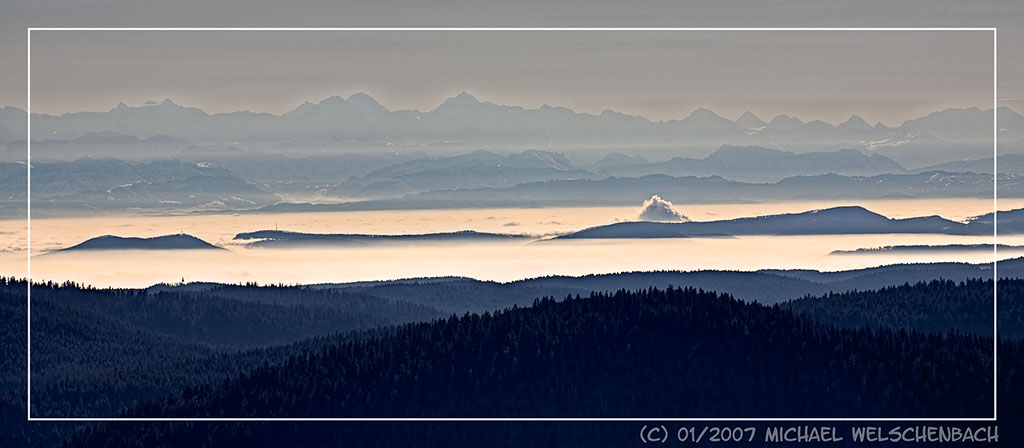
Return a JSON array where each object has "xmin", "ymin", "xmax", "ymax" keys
[{"xmin": 4, "ymin": 0, "xmax": 1022, "ymax": 126}]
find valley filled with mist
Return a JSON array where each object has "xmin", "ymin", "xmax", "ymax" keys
[{"xmin": 1, "ymin": 95, "xmax": 1021, "ymax": 285}]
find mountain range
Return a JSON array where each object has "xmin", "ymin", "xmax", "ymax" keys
[
  {"xmin": 590, "ymin": 145, "xmax": 906, "ymax": 182},
  {"xmin": 11, "ymin": 144, "xmax": 1015, "ymax": 217},
  {"xmin": 326, "ymin": 145, "xmax": 911, "ymax": 197},
  {"xmin": 368, "ymin": 171, "xmax": 1021, "ymax": 211},
  {"xmin": 328, "ymin": 149, "xmax": 599, "ymax": 197},
  {"xmin": 0, "ymin": 158, "xmax": 279, "ymax": 216},
  {"xmin": 2, "ymin": 93, "xmax": 1020, "ymax": 167}
]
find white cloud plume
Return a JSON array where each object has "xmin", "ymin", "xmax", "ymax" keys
[{"xmin": 637, "ymin": 195, "xmax": 688, "ymax": 222}]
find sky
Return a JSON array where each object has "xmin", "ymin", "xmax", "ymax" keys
[{"xmin": 2, "ymin": 0, "xmax": 1022, "ymax": 126}]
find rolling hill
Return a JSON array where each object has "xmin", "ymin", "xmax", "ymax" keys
[{"xmin": 57, "ymin": 234, "xmax": 222, "ymax": 252}]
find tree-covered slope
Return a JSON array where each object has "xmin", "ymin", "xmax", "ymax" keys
[
  {"xmin": 65, "ymin": 285, "xmax": 1020, "ymax": 447},
  {"xmin": 121, "ymin": 288, "xmax": 992, "ymax": 419},
  {"xmin": 785, "ymin": 278, "xmax": 1023, "ymax": 338}
]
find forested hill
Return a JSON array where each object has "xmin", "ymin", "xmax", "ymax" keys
[
  {"xmin": 65, "ymin": 286, "xmax": 1009, "ymax": 447},
  {"xmin": 2, "ymin": 278, "xmax": 1021, "ymax": 446},
  {"xmin": 0, "ymin": 278, "xmax": 446, "ymax": 422},
  {"xmin": 785, "ymin": 278, "xmax": 1024, "ymax": 338}
]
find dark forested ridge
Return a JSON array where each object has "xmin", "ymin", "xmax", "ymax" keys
[
  {"xmin": 0, "ymin": 278, "xmax": 445, "ymax": 421},
  {"xmin": 1, "ymin": 276, "xmax": 1022, "ymax": 446},
  {"xmin": 24, "ymin": 280, "xmax": 445, "ymax": 350},
  {"xmin": 319, "ymin": 258, "xmax": 1024, "ymax": 309},
  {"xmin": 62, "ymin": 286, "xmax": 1007, "ymax": 448},
  {"xmin": 786, "ymin": 278, "xmax": 1023, "ymax": 338}
]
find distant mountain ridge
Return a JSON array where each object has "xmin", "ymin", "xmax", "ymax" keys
[
  {"xmin": 3, "ymin": 94, "xmax": 1020, "ymax": 166},
  {"xmin": 3, "ymin": 131, "xmax": 191, "ymax": 162},
  {"xmin": 384, "ymin": 170, "xmax": 1023, "ymax": 210},
  {"xmin": 328, "ymin": 149, "xmax": 597, "ymax": 197},
  {"xmin": 912, "ymin": 154, "xmax": 1024, "ymax": 175},
  {"xmin": 250, "ymin": 170, "xmax": 1022, "ymax": 215},
  {"xmin": 0, "ymin": 146, "xmax": 947, "ymax": 218},
  {"xmin": 588, "ymin": 145, "xmax": 906, "ymax": 182},
  {"xmin": 4, "ymin": 154, "xmax": 1015, "ymax": 219},
  {"xmin": 0, "ymin": 158, "xmax": 279, "ymax": 216}
]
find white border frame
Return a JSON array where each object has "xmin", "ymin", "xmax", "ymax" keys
[{"xmin": 25, "ymin": 26, "xmax": 999, "ymax": 421}]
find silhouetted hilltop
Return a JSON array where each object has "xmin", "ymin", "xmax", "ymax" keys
[{"xmin": 58, "ymin": 234, "xmax": 223, "ymax": 251}]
